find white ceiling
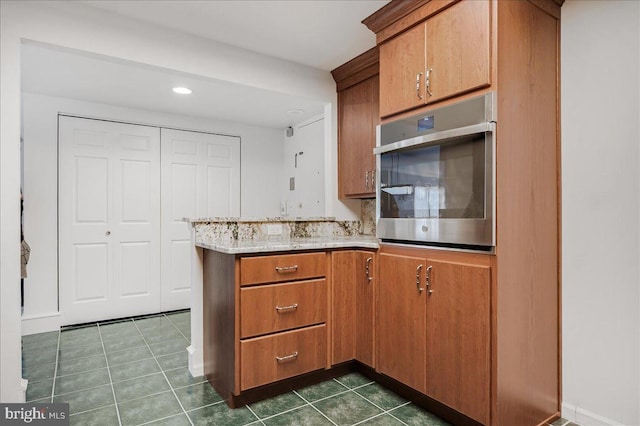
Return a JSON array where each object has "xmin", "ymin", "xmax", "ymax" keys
[
  {"xmin": 21, "ymin": 0, "xmax": 388, "ymax": 129},
  {"xmin": 21, "ymin": 42, "xmax": 330, "ymax": 129},
  {"xmin": 80, "ymin": 0, "xmax": 387, "ymax": 71}
]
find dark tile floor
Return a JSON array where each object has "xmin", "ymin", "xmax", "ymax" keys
[{"xmin": 22, "ymin": 310, "xmax": 577, "ymax": 426}]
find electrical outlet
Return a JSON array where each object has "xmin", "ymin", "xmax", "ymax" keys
[{"xmin": 267, "ymin": 224, "xmax": 283, "ymax": 236}]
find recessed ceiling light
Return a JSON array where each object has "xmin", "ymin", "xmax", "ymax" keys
[
  {"xmin": 172, "ymin": 87, "xmax": 192, "ymax": 95},
  {"xmin": 287, "ymin": 109, "xmax": 304, "ymax": 116}
]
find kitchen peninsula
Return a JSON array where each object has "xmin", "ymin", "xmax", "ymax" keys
[{"xmin": 187, "ymin": 216, "xmax": 378, "ymax": 407}]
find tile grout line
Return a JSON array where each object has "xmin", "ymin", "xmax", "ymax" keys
[
  {"xmin": 349, "ymin": 393, "xmax": 412, "ymax": 426},
  {"xmin": 326, "ymin": 379, "xmax": 389, "ymax": 425},
  {"xmin": 385, "ymin": 401, "xmax": 413, "ymax": 426},
  {"xmin": 294, "ymin": 383, "xmax": 352, "ymax": 405},
  {"xmin": 164, "ymin": 313, "xmax": 190, "ymax": 342},
  {"xmin": 132, "ymin": 316, "xmax": 195, "ymax": 426},
  {"xmin": 244, "ymin": 404, "xmax": 266, "ymax": 425},
  {"xmin": 135, "ymin": 412, "xmax": 192, "ymax": 426},
  {"xmin": 48, "ymin": 329, "xmax": 62, "ymax": 403},
  {"xmin": 34, "ymin": 317, "xmax": 428, "ymax": 426},
  {"xmin": 249, "ymin": 402, "xmax": 309, "ymax": 423},
  {"xmin": 182, "ymin": 400, "xmax": 224, "ymax": 414},
  {"xmin": 54, "ymin": 339, "xmax": 189, "ymax": 379},
  {"xmin": 169, "ymin": 376, "xmax": 208, "ymax": 391},
  {"xmin": 289, "ymin": 377, "xmax": 413, "ymax": 426},
  {"xmin": 292, "ymin": 389, "xmax": 340, "ymax": 426},
  {"xmin": 68, "ymin": 403, "xmax": 118, "ymax": 418},
  {"xmin": 319, "ymin": 377, "xmax": 415, "ymax": 426},
  {"xmin": 97, "ymin": 321, "xmax": 125, "ymax": 426},
  {"xmin": 350, "ymin": 412, "xmax": 392, "ymax": 426},
  {"xmin": 40, "ymin": 326, "xmax": 424, "ymax": 426},
  {"xmin": 349, "ymin": 385, "xmax": 412, "ymax": 421},
  {"xmin": 53, "ymin": 372, "xmax": 116, "ymax": 398}
]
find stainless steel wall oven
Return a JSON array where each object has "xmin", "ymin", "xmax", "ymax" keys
[{"xmin": 375, "ymin": 93, "xmax": 496, "ymax": 250}]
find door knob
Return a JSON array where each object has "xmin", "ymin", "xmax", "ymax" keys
[{"xmin": 105, "ymin": 231, "xmax": 111, "ymax": 236}]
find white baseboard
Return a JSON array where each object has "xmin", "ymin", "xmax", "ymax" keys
[
  {"xmin": 187, "ymin": 345, "xmax": 204, "ymax": 378},
  {"xmin": 19, "ymin": 379, "xmax": 28, "ymax": 403},
  {"xmin": 21, "ymin": 311, "xmax": 61, "ymax": 335},
  {"xmin": 562, "ymin": 402, "xmax": 625, "ymax": 426}
]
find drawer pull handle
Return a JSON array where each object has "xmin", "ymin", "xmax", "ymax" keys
[
  {"xmin": 275, "ymin": 352, "xmax": 299, "ymax": 363},
  {"xmin": 365, "ymin": 257, "xmax": 373, "ymax": 282},
  {"xmin": 275, "ymin": 303, "xmax": 298, "ymax": 312},
  {"xmin": 275, "ymin": 265, "xmax": 298, "ymax": 273}
]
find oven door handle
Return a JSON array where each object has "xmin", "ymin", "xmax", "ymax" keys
[{"xmin": 373, "ymin": 122, "xmax": 495, "ymax": 155}]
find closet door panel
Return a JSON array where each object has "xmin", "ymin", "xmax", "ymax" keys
[
  {"xmin": 160, "ymin": 129, "xmax": 240, "ymax": 311},
  {"xmin": 59, "ymin": 116, "xmax": 160, "ymax": 325}
]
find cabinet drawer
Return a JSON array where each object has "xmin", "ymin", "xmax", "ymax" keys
[
  {"xmin": 240, "ymin": 324, "xmax": 327, "ymax": 390},
  {"xmin": 241, "ymin": 279, "xmax": 327, "ymax": 338},
  {"xmin": 240, "ymin": 252, "xmax": 326, "ymax": 286}
]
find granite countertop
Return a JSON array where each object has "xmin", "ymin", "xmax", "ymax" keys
[
  {"xmin": 187, "ymin": 217, "xmax": 335, "ymax": 224},
  {"xmin": 196, "ymin": 235, "xmax": 379, "ymax": 254}
]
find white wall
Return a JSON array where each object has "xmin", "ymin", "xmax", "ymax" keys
[
  {"xmin": 21, "ymin": 92, "xmax": 284, "ymax": 334},
  {"xmin": 562, "ymin": 1, "xmax": 640, "ymax": 425},
  {"xmin": 282, "ymin": 116, "xmax": 326, "ymax": 217},
  {"xmin": 0, "ymin": 2, "xmax": 25, "ymax": 403}
]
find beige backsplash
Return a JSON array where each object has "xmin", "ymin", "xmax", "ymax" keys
[
  {"xmin": 192, "ymin": 199, "xmax": 376, "ymax": 244},
  {"xmin": 361, "ymin": 199, "xmax": 376, "ymax": 236}
]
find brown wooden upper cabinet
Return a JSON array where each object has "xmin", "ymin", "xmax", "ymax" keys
[
  {"xmin": 378, "ymin": 0, "xmax": 491, "ymax": 117},
  {"xmin": 332, "ymin": 48, "xmax": 379, "ymax": 199}
]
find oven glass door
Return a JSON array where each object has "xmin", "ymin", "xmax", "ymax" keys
[{"xmin": 379, "ymin": 133, "xmax": 486, "ymax": 220}]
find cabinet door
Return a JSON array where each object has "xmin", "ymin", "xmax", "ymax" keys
[
  {"xmin": 338, "ymin": 75, "xmax": 378, "ymax": 198},
  {"xmin": 355, "ymin": 251, "xmax": 375, "ymax": 367},
  {"xmin": 425, "ymin": 259, "xmax": 490, "ymax": 425},
  {"xmin": 331, "ymin": 251, "xmax": 356, "ymax": 364},
  {"xmin": 425, "ymin": 0, "xmax": 491, "ymax": 103},
  {"xmin": 377, "ymin": 253, "xmax": 427, "ymax": 393},
  {"xmin": 379, "ymin": 24, "xmax": 426, "ymax": 117}
]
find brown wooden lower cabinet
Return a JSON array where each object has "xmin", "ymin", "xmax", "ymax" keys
[
  {"xmin": 377, "ymin": 245, "xmax": 491, "ymax": 425},
  {"xmin": 204, "ymin": 246, "xmax": 490, "ymax": 425},
  {"xmin": 425, "ymin": 259, "xmax": 490, "ymax": 425},
  {"xmin": 203, "ymin": 249, "xmax": 331, "ymax": 405},
  {"xmin": 354, "ymin": 251, "xmax": 375, "ymax": 367},
  {"xmin": 330, "ymin": 250, "xmax": 376, "ymax": 367},
  {"xmin": 377, "ymin": 252, "xmax": 428, "ymax": 393}
]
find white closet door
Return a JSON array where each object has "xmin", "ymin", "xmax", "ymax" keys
[
  {"xmin": 160, "ymin": 129, "xmax": 240, "ymax": 311},
  {"xmin": 59, "ymin": 116, "xmax": 161, "ymax": 325}
]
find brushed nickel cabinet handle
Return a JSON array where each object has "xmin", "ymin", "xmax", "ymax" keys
[
  {"xmin": 275, "ymin": 352, "xmax": 299, "ymax": 363},
  {"xmin": 275, "ymin": 303, "xmax": 298, "ymax": 312},
  {"xmin": 365, "ymin": 257, "xmax": 373, "ymax": 282},
  {"xmin": 416, "ymin": 264, "xmax": 424, "ymax": 292},
  {"xmin": 275, "ymin": 265, "xmax": 298, "ymax": 273},
  {"xmin": 426, "ymin": 265, "xmax": 434, "ymax": 295},
  {"xmin": 416, "ymin": 72, "xmax": 424, "ymax": 100},
  {"xmin": 425, "ymin": 69, "xmax": 433, "ymax": 97}
]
